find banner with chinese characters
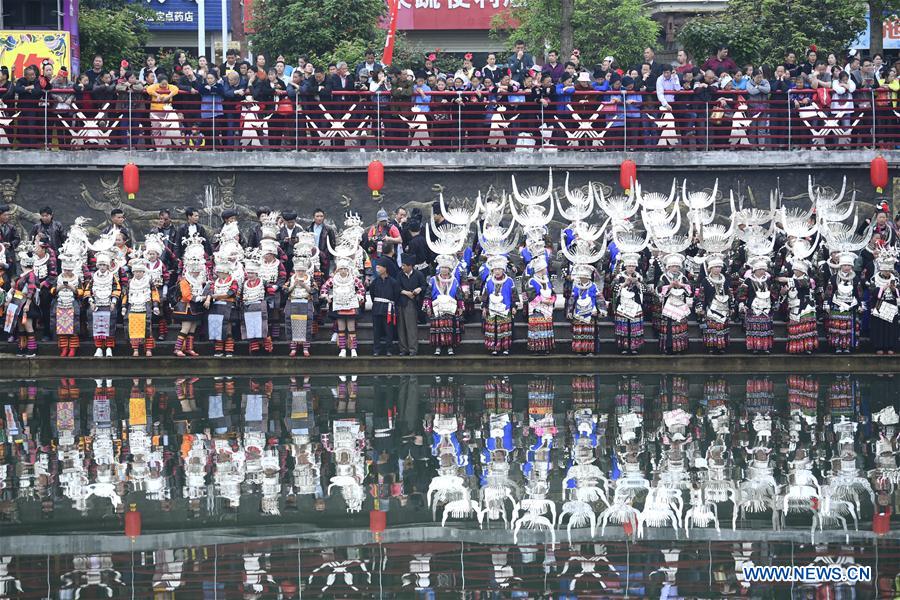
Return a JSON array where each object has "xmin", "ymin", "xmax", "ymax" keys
[
  {"xmin": 396, "ymin": 0, "xmax": 511, "ymax": 30},
  {"xmin": 0, "ymin": 31, "xmax": 71, "ymax": 79},
  {"xmin": 136, "ymin": 0, "xmax": 227, "ymax": 31},
  {"xmin": 851, "ymin": 8, "xmax": 900, "ymax": 50}
]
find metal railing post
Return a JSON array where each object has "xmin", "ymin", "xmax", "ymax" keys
[
  {"xmin": 295, "ymin": 97, "xmax": 300, "ymax": 151},
  {"xmin": 376, "ymin": 93, "xmax": 381, "ymax": 151},
  {"xmin": 871, "ymin": 89, "xmax": 877, "ymax": 149},
  {"xmin": 128, "ymin": 91, "xmax": 133, "ymax": 151},
  {"xmin": 212, "ymin": 110, "xmax": 216, "ymax": 150},
  {"xmin": 457, "ymin": 98, "xmax": 462, "ymax": 151},
  {"xmin": 787, "ymin": 97, "xmax": 792, "ymax": 150},
  {"xmin": 705, "ymin": 104, "xmax": 709, "ymax": 151},
  {"xmin": 623, "ymin": 91, "xmax": 627, "ymax": 151},
  {"xmin": 43, "ymin": 92, "xmax": 49, "ymax": 150},
  {"xmin": 539, "ymin": 103, "xmax": 544, "ymax": 150}
]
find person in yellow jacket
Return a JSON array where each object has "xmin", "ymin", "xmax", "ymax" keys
[{"xmin": 144, "ymin": 74, "xmax": 181, "ymax": 148}]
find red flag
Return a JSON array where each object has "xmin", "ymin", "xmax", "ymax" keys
[{"xmin": 383, "ymin": 0, "xmax": 401, "ymax": 66}]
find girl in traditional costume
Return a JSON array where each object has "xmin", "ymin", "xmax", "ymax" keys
[
  {"xmin": 868, "ymin": 248, "xmax": 899, "ymax": 354},
  {"xmin": 320, "ymin": 257, "xmax": 366, "ymax": 357},
  {"xmin": 144, "ymin": 234, "xmax": 170, "ymax": 341},
  {"xmin": 657, "ymin": 253, "xmax": 692, "ymax": 354},
  {"xmin": 172, "ymin": 235, "xmax": 208, "ymax": 357},
  {"xmin": 780, "ymin": 260, "xmax": 818, "ymax": 354},
  {"xmin": 739, "ymin": 257, "xmax": 774, "ymax": 354},
  {"xmin": 566, "ymin": 264, "xmax": 605, "ymax": 355},
  {"xmin": 481, "ymin": 256, "xmax": 518, "ymax": 356},
  {"xmin": 241, "ymin": 252, "xmax": 270, "ymax": 354},
  {"xmin": 84, "ymin": 251, "xmax": 121, "ymax": 357},
  {"xmin": 284, "ymin": 256, "xmax": 317, "ymax": 357},
  {"xmin": 524, "ymin": 255, "xmax": 556, "ymax": 353},
  {"xmin": 51, "ymin": 253, "xmax": 84, "ymax": 356},
  {"xmin": 259, "ymin": 238, "xmax": 287, "ymax": 344},
  {"xmin": 4, "ymin": 244, "xmax": 39, "ymax": 356},
  {"xmin": 611, "ymin": 253, "xmax": 645, "ymax": 354},
  {"xmin": 825, "ymin": 252, "xmax": 861, "ymax": 353},
  {"xmin": 696, "ymin": 254, "xmax": 731, "ymax": 353},
  {"xmin": 207, "ymin": 256, "xmax": 239, "ymax": 357},
  {"xmin": 122, "ymin": 257, "xmax": 160, "ymax": 357},
  {"xmin": 424, "ymin": 254, "xmax": 465, "ymax": 356}
]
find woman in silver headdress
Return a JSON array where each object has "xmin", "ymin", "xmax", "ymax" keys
[
  {"xmin": 738, "ymin": 257, "xmax": 774, "ymax": 354},
  {"xmin": 611, "ymin": 253, "xmax": 645, "ymax": 354},
  {"xmin": 868, "ymin": 248, "xmax": 899, "ymax": 354},
  {"xmin": 779, "ymin": 260, "xmax": 818, "ymax": 354},
  {"xmin": 524, "ymin": 255, "xmax": 556, "ymax": 353},
  {"xmin": 319, "ymin": 257, "xmax": 366, "ymax": 357},
  {"xmin": 696, "ymin": 254, "xmax": 732, "ymax": 354},
  {"xmin": 656, "ymin": 253, "xmax": 692, "ymax": 354},
  {"xmin": 284, "ymin": 256, "xmax": 318, "ymax": 357},
  {"xmin": 566, "ymin": 264, "xmax": 605, "ymax": 355},
  {"xmin": 824, "ymin": 252, "xmax": 861, "ymax": 353},
  {"xmin": 423, "ymin": 255, "xmax": 465, "ymax": 356}
]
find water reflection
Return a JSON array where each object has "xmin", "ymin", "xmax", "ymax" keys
[
  {"xmin": 1, "ymin": 373, "xmax": 899, "ymax": 595},
  {"xmin": 2, "ymin": 539, "xmax": 900, "ymax": 597}
]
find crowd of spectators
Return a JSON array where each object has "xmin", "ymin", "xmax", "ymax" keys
[{"xmin": 1, "ymin": 42, "xmax": 899, "ymax": 150}]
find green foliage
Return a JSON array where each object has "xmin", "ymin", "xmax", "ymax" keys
[
  {"xmin": 78, "ymin": 5, "xmax": 152, "ymax": 69},
  {"xmin": 491, "ymin": 0, "xmax": 660, "ymax": 68},
  {"xmin": 677, "ymin": 16, "xmax": 757, "ymax": 66},
  {"xmin": 317, "ymin": 31, "xmax": 422, "ymax": 70},
  {"xmin": 678, "ymin": 0, "xmax": 867, "ymax": 67},
  {"xmin": 249, "ymin": 0, "xmax": 386, "ymax": 66}
]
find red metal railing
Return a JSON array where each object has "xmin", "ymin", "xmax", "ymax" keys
[{"xmin": 0, "ymin": 88, "xmax": 896, "ymax": 151}]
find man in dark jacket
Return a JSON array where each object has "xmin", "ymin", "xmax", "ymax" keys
[
  {"xmin": 370, "ymin": 257, "xmax": 401, "ymax": 356},
  {"xmin": 14, "ymin": 65, "xmax": 50, "ymax": 147},
  {"xmin": 397, "ymin": 254, "xmax": 426, "ymax": 355},
  {"xmin": 507, "ymin": 40, "xmax": 535, "ymax": 84},
  {"xmin": 308, "ymin": 207, "xmax": 337, "ymax": 275},
  {"xmin": 174, "ymin": 207, "xmax": 212, "ymax": 257},
  {"xmin": 247, "ymin": 207, "xmax": 272, "ymax": 249},
  {"xmin": 30, "ymin": 207, "xmax": 66, "ymax": 252}
]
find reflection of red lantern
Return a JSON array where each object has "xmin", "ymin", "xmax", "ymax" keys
[
  {"xmin": 368, "ymin": 160, "xmax": 384, "ymax": 197},
  {"xmin": 619, "ymin": 159, "xmax": 636, "ymax": 193},
  {"xmin": 123, "ymin": 163, "xmax": 140, "ymax": 200},
  {"xmin": 124, "ymin": 503, "xmax": 142, "ymax": 539},
  {"xmin": 370, "ymin": 509, "xmax": 387, "ymax": 542},
  {"xmin": 622, "ymin": 519, "xmax": 633, "ymax": 536},
  {"xmin": 871, "ymin": 156, "xmax": 888, "ymax": 194}
]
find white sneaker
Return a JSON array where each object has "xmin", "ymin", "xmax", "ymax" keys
[
  {"xmin": 351, "ymin": 349, "xmax": 358, "ymax": 358},
  {"xmin": 105, "ymin": 348, "xmax": 113, "ymax": 357},
  {"xmin": 448, "ymin": 348, "xmax": 454, "ymax": 356},
  {"xmin": 94, "ymin": 348, "xmax": 103, "ymax": 357},
  {"xmin": 331, "ymin": 333, "xmax": 338, "ymax": 343},
  {"xmin": 339, "ymin": 349, "xmax": 347, "ymax": 358}
]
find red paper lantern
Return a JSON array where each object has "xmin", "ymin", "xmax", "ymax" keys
[
  {"xmin": 619, "ymin": 159, "xmax": 637, "ymax": 193},
  {"xmin": 368, "ymin": 160, "xmax": 384, "ymax": 197},
  {"xmin": 122, "ymin": 163, "xmax": 140, "ymax": 200},
  {"xmin": 369, "ymin": 509, "xmax": 386, "ymax": 542},
  {"xmin": 871, "ymin": 156, "xmax": 888, "ymax": 194},
  {"xmin": 124, "ymin": 504, "xmax": 142, "ymax": 539}
]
